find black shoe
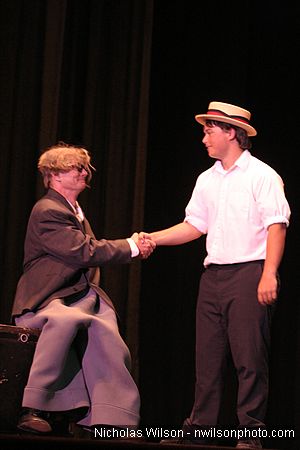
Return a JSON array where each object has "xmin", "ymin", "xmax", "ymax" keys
[
  {"xmin": 236, "ymin": 437, "xmax": 262, "ymax": 448},
  {"xmin": 17, "ymin": 408, "xmax": 52, "ymax": 434},
  {"xmin": 49, "ymin": 407, "xmax": 89, "ymax": 437}
]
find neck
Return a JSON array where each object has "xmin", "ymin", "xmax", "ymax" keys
[
  {"xmin": 50, "ymin": 186, "xmax": 78, "ymax": 207},
  {"xmin": 221, "ymin": 147, "xmax": 243, "ymax": 170}
]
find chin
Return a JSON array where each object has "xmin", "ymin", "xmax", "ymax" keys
[{"xmin": 208, "ymin": 151, "xmax": 218, "ymax": 159}]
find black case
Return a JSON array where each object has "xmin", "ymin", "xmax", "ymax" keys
[{"xmin": 0, "ymin": 324, "xmax": 40, "ymax": 432}]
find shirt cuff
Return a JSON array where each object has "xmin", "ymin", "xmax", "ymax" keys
[{"xmin": 126, "ymin": 238, "xmax": 139, "ymax": 257}]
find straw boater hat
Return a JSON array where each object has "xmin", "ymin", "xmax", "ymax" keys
[{"xmin": 195, "ymin": 101, "xmax": 257, "ymax": 136}]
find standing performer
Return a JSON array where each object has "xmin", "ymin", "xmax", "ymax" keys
[{"xmin": 141, "ymin": 102, "xmax": 291, "ymax": 448}]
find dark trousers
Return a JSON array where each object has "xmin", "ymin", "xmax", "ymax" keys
[{"xmin": 189, "ymin": 261, "xmax": 273, "ymax": 428}]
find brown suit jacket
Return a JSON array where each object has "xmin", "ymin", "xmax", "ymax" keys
[{"xmin": 12, "ymin": 188, "xmax": 132, "ymax": 320}]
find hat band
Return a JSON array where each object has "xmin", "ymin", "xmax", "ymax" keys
[{"xmin": 207, "ymin": 109, "xmax": 250, "ymax": 125}]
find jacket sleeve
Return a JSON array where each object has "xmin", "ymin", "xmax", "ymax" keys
[{"xmin": 28, "ymin": 203, "xmax": 132, "ymax": 269}]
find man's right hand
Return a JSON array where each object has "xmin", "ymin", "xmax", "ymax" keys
[{"xmin": 131, "ymin": 232, "xmax": 156, "ymax": 259}]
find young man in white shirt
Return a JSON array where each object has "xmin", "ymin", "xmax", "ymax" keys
[{"xmin": 140, "ymin": 101, "xmax": 291, "ymax": 448}]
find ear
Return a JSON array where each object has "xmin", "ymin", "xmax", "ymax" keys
[
  {"xmin": 51, "ymin": 172, "xmax": 62, "ymax": 183},
  {"xmin": 227, "ymin": 127, "xmax": 237, "ymax": 142}
]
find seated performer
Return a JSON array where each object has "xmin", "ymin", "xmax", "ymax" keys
[{"xmin": 11, "ymin": 142, "xmax": 155, "ymax": 435}]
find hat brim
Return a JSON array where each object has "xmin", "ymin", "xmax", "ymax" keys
[{"xmin": 195, "ymin": 114, "xmax": 257, "ymax": 137}]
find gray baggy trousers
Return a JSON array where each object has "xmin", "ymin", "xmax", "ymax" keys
[{"xmin": 15, "ymin": 288, "xmax": 140, "ymax": 427}]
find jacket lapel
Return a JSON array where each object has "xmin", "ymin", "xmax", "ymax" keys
[{"xmin": 45, "ymin": 189, "xmax": 86, "ymax": 233}]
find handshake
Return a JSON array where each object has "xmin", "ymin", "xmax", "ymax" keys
[{"xmin": 131, "ymin": 232, "xmax": 156, "ymax": 260}]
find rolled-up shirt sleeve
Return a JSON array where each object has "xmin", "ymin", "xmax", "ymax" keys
[{"xmin": 255, "ymin": 170, "xmax": 291, "ymax": 229}]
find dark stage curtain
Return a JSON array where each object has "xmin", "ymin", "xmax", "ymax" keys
[
  {"xmin": 0, "ymin": 0, "xmax": 154, "ymax": 381},
  {"xmin": 1, "ymin": 1, "xmax": 300, "ymax": 449}
]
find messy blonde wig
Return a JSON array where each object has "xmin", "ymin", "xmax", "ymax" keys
[{"xmin": 38, "ymin": 142, "xmax": 95, "ymax": 188}]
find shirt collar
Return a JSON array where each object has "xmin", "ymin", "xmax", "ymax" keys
[
  {"xmin": 213, "ymin": 150, "xmax": 251, "ymax": 174},
  {"xmin": 66, "ymin": 199, "xmax": 85, "ymax": 222}
]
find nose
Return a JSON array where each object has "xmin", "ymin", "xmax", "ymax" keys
[{"xmin": 77, "ymin": 166, "xmax": 88, "ymax": 175}]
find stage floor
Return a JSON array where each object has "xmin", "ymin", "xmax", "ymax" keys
[{"xmin": 0, "ymin": 432, "xmax": 283, "ymax": 450}]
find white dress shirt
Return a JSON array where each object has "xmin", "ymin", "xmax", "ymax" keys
[{"xmin": 184, "ymin": 150, "xmax": 291, "ymax": 266}]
